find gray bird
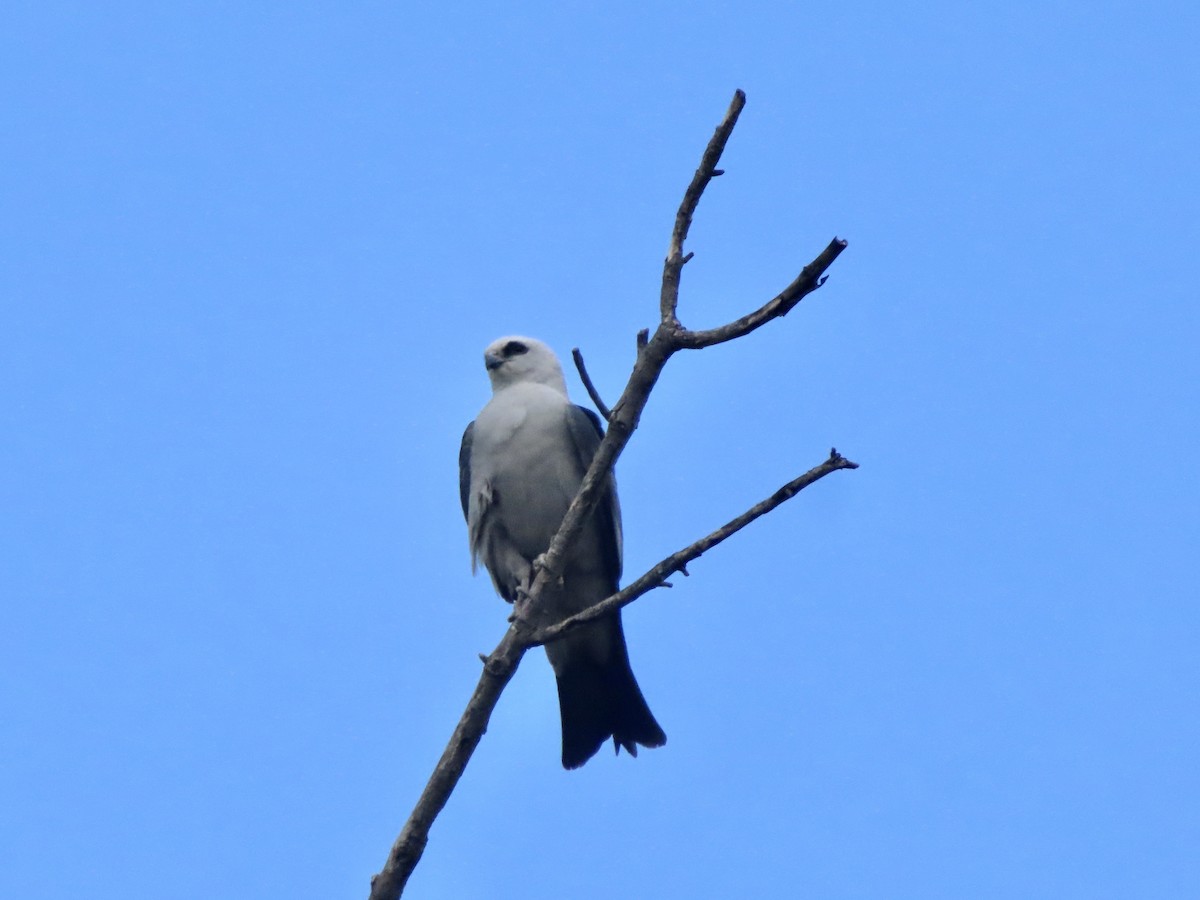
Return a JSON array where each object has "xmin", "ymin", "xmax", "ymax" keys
[{"xmin": 459, "ymin": 336, "xmax": 666, "ymax": 768}]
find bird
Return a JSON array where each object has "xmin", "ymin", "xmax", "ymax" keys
[{"xmin": 459, "ymin": 336, "xmax": 666, "ymax": 769}]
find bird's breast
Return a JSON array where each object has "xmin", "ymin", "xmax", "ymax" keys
[
  {"xmin": 471, "ymin": 386, "xmax": 579, "ymax": 555},
  {"xmin": 473, "ymin": 385, "xmax": 568, "ymax": 460}
]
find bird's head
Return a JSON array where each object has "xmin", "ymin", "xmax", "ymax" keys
[{"xmin": 483, "ymin": 336, "xmax": 569, "ymax": 395}]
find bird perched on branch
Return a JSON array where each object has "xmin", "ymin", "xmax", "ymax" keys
[{"xmin": 459, "ymin": 336, "xmax": 666, "ymax": 769}]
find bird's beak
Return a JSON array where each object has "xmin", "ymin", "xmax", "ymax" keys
[{"xmin": 484, "ymin": 351, "xmax": 504, "ymax": 371}]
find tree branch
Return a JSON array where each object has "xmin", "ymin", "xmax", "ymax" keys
[
  {"xmin": 571, "ymin": 347, "xmax": 612, "ymax": 421},
  {"xmin": 368, "ymin": 633, "xmax": 524, "ymax": 900},
  {"xmin": 660, "ymin": 88, "xmax": 746, "ymax": 324},
  {"xmin": 367, "ymin": 88, "xmax": 852, "ymax": 899},
  {"xmin": 675, "ymin": 237, "xmax": 848, "ymax": 349},
  {"xmin": 530, "ymin": 448, "xmax": 858, "ymax": 646}
]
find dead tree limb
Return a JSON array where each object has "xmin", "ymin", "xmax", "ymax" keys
[
  {"xmin": 368, "ymin": 88, "xmax": 854, "ymax": 900},
  {"xmin": 571, "ymin": 348, "xmax": 612, "ymax": 421},
  {"xmin": 531, "ymin": 448, "xmax": 858, "ymax": 647}
]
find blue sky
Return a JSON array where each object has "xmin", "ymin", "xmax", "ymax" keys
[{"xmin": 3, "ymin": 2, "xmax": 1198, "ymax": 898}]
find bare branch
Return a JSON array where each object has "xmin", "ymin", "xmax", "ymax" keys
[
  {"xmin": 367, "ymin": 90, "xmax": 852, "ymax": 899},
  {"xmin": 571, "ymin": 348, "xmax": 612, "ymax": 421},
  {"xmin": 369, "ymin": 446, "xmax": 856, "ymax": 899},
  {"xmin": 675, "ymin": 237, "xmax": 848, "ymax": 349},
  {"xmin": 531, "ymin": 449, "xmax": 858, "ymax": 646},
  {"xmin": 660, "ymin": 89, "xmax": 746, "ymax": 324},
  {"xmin": 368, "ymin": 631, "xmax": 525, "ymax": 900}
]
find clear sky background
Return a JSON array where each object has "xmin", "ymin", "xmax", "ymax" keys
[{"xmin": 3, "ymin": 2, "xmax": 1198, "ymax": 898}]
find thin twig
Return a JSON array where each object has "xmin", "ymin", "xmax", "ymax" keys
[
  {"xmin": 675, "ymin": 237, "xmax": 848, "ymax": 349},
  {"xmin": 660, "ymin": 89, "xmax": 746, "ymax": 324},
  {"xmin": 531, "ymin": 449, "xmax": 858, "ymax": 645},
  {"xmin": 571, "ymin": 348, "xmax": 612, "ymax": 421}
]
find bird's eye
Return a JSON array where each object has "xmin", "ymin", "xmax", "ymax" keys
[{"xmin": 503, "ymin": 341, "xmax": 528, "ymax": 357}]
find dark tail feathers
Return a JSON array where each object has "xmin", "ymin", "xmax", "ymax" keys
[{"xmin": 554, "ymin": 620, "xmax": 666, "ymax": 770}]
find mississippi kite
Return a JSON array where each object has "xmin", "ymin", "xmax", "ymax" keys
[{"xmin": 459, "ymin": 336, "xmax": 666, "ymax": 769}]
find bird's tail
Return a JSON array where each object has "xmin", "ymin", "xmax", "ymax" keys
[{"xmin": 552, "ymin": 613, "xmax": 666, "ymax": 770}]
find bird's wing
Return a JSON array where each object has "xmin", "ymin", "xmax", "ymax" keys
[
  {"xmin": 458, "ymin": 420, "xmax": 474, "ymax": 521},
  {"xmin": 564, "ymin": 404, "xmax": 623, "ymax": 582}
]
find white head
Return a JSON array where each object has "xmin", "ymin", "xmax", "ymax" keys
[{"xmin": 483, "ymin": 336, "xmax": 569, "ymax": 395}]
